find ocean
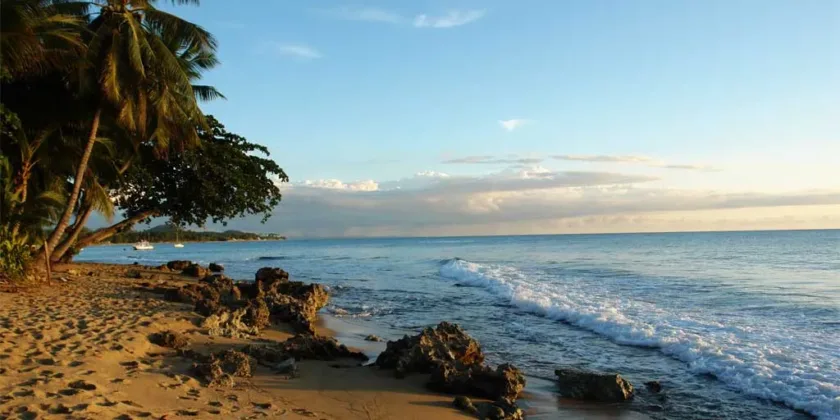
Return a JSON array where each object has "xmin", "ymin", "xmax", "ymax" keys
[{"xmin": 76, "ymin": 229, "xmax": 840, "ymax": 419}]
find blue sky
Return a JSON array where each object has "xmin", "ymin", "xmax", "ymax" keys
[{"xmin": 145, "ymin": 0, "xmax": 840, "ymax": 236}]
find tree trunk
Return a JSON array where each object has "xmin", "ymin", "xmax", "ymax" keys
[
  {"xmin": 51, "ymin": 203, "xmax": 95, "ymax": 262},
  {"xmin": 74, "ymin": 210, "xmax": 157, "ymax": 250},
  {"xmin": 39, "ymin": 108, "xmax": 102, "ymax": 260}
]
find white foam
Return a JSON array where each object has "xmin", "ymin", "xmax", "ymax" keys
[{"xmin": 439, "ymin": 258, "xmax": 840, "ymax": 419}]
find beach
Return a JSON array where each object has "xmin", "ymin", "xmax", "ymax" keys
[{"xmin": 0, "ymin": 262, "xmax": 489, "ymax": 419}]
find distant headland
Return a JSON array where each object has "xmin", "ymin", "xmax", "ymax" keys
[{"xmin": 107, "ymin": 224, "xmax": 285, "ymax": 244}]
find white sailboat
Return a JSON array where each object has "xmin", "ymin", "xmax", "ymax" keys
[
  {"xmin": 174, "ymin": 228, "xmax": 184, "ymax": 248},
  {"xmin": 133, "ymin": 240, "xmax": 154, "ymax": 250}
]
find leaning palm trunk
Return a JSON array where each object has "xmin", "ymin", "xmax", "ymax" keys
[
  {"xmin": 73, "ymin": 209, "xmax": 157, "ymax": 251},
  {"xmin": 38, "ymin": 108, "xmax": 101, "ymax": 260},
  {"xmin": 51, "ymin": 203, "xmax": 95, "ymax": 261}
]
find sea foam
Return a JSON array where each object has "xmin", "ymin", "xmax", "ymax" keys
[{"xmin": 439, "ymin": 258, "xmax": 840, "ymax": 419}]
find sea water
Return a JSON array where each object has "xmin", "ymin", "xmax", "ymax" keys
[{"xmin": 78, "ymin": 230, "xmax": 840, "ymax": 419}]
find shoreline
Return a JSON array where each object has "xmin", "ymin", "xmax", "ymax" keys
[{"xmin": 1, "ymin": 262, "xmax": 651, "ymax": 419}]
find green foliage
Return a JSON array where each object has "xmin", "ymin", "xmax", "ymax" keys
[
  {"xmin": 109, "ymin": 224, "xmax": 285, "ymax": 244},
  {"xmin": 0, "ymin": 226, "xmax": 32, "ymax": 282},
  {"xmin": 115, "ymin": 115, "xmax": 288, "ymax": 228}
]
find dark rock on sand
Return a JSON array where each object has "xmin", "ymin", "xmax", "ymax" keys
[
  {"xmin": 264, "ymin": 283, "xmax": 329, "ymax": 335},
  {"xmin": 277, "ymin": 334, "xmax": 368, "ymax": 361},
  {"xmin": 554, "ymin": 367, "xmax": 634, "ymax": 402},
  {"xmin": 375, "ymin": 322, "xmax": 485, "ymax": 377},
  {"xmin": 209, "ymin": 263, "xmax": 224, "ymax": 272},
  {"xmin": 199, "ymin": 275, "xmax": 241, "ymax": 304},
  {"xmin": 364, "ymin": 334, "xmax": 384, "ymax": 342},
  {"xmin": 182, "ymin": 263, "xmax": 210, "ymax": 278},
  {"xmin": 645, "ymin": 380, "xmax": 663, "ymax": 393},
  {"xmin": 149, "ymin": 330, "xmax": 190, "ymax": 350},
  {"xmin": 452, "ymin": 396, "xmax": 478, "ymax": 416},
  {"xmin": 124, "ymin": 269, "xmax": 143, "ymax": 279},
  {"xmin": 166, "ymin": 260, "xmax": 193, "ymax": 271},
  {"xmin": 240, "ymin": 345, "xmax": 298, "ymax": 375},
  {"xmin": 429, "ymin": 362, "xmax": 525, "ymax": 402},
  {"xmin": 192, "ymin": 350, "xmax": 252, "ymax": 387},
  {"xmin": 243, "ymin": 299, "xmax": 270, "ymax": 330}
]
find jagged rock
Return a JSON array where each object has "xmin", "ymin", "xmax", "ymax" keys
[
  {"xmin": 375, "ymin": 322, "xmax": 485, "ymax": 377},
  {"xmin": 199, "ymin": 275, "xmax": 241, "ymax": 304},
  {"xmin": 243, "ymin": 299, "xmax": 270, "ymax": 330},
  {"xmin": 255, "ymin": 267, "xmax": 289, "ymax": 284},
  {"xmin": 429, "ymin": 362, "xmax": 525, "ymax": 402},
  {"xmin": 554, "ymin": 367, "xmax": 634, "ymax": 402},
  {"xmin": 277, "ymin": 334, "xmax": 368, "ymax": 361},
  {"xmin": 209, "ymin": 263, "xmax": 224, "ymax": 272},
  {"xmin": 125, "ymin": 269, "xmax": 143, "ymax": 279},
  {"xmin": 182, "ymin": 263, "xmax": 210, "ymax": 278},
  {"xmin": 364, "ymin": 334, "xmax": 384, "ymax": 342},
  {"xmin": 265, "ymin": 283, "xmax": 329, "ymax": 334},
  {"xmin": 156, "ymin": 264, "xmax": 170, "ymax": 272},
  {"xmin": 149, "ymin": 330, "xmax": 190, "ymax": 350},
  {"xmin": 241, "ymin": 345, "xmax": 298, "ymax": 375},
  {"xmin": 192, "ymin": 350, "xmax": 252, "ymax": 386},
  {"xmin": 166, "ymin": 260, "xmax": 193, "ymax": 271},
  {"xmin": 453, "ymin": 396, "xmax": 478, "ymax": 416},
  {"xmin": 645, "ymin": 380, "xmax": 662, "ymax": 393},
  {"xmin": 481, "ymin": 399, "xmax": 524, "ymax": 420},
  {"xmin": 202, "ymin": 308, "xmax": 260, "ymax": 338}
]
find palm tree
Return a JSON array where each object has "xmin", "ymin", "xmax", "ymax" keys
[
  {"xmin": 41, "ymin": 0, "xmax": 218, "ymax": 258},
  {"xmin": 0, "ymin": 0, "xmax": 85, "ymax": 80}
]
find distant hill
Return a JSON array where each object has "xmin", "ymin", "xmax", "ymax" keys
[{"xmin": 109, "ymin": 225, "xmax": 285, "ymax": 243}]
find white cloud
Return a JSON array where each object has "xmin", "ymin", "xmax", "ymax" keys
[
  {"xmin": 499, "ymin": 119, "xmax": 529, "ymax": 132},
  {"xmin": 443, "ymin": 155, "xmax": 543, "ymax": 165},
  {"xmin": 267, "ymin": 43, "xmax": 322, "ymax": 60},
  {"xmin": 413, "ymin": 10, "xmax": 486, "ymax": 28},
  {"xmin": 553, "ymin": 154, "xmax": 715, "ymax": 171},
  {"xmin": 302, "ymin": 179, "xmax": 378, "ymax": 191}
]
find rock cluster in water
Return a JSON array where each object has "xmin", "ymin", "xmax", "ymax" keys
[
  {"xmin": 376, "ymin": 322, "xmax": 526, "ymax": 410},
  {"xmin": 554, "ymin": 367, "xmax": 635, "ymax": 402}
]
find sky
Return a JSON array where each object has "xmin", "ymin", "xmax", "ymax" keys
[{"xmin": 139, "ymin": 0, "xmax": 840, "ymax": 237}]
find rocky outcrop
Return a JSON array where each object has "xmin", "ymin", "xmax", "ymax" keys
[
  {"xmin": 199, "ymin": 275, "xmax": 241, "ymax": 304},
  {"xmin": 364, "ymin": 334, "xmax": 384, "ymax": 342},
  {"xmin": 202, "ymin": 308, "xmax": 260, "ymax": 338},
  {"xmin": 645, "ymin": 380, "xmax": 662, "ymax": 393},
  {"xmin": 554, "ymin": 367, "xmax": 634, "ymax": 402},
  {"xmin": 255, "ymin": 267, "xmax": 289, "ymax": 284},
  {"xmin": 264, "ymin": 283, "xmax": 329, "ymax": 334},
  {"xmin": 166, "ymin": 260, "xmax": 193, "ymax": 271},
  {"xmin": 375, "ymin": 322, "xmax": 484, "ymax": 377},
  {"xmin": 277, "ymin": 334, "xmax": 368, "ymax": 361},
  {"xmin": 149, "ymin": 330, "xmax": 190, "ymax": 350},
  {"xmin": 376, "ymin": 322, "xmax": 526, "ymax": 404},
  {"xmin": 209, "ymin": 263, "xmax": 224, "ymax": 272},
  {"xmin": 182, "ymin": 263, "xmax": 210, "ymax": 278},
  {"xmin": 192, "ymin": 350, "xmax": 252, "ymax": 387},
  {"xmin": 429, "ymin": 363, "xmax": 525, "ymax": 402},
  {"xmin": 452, "ymin": 396, "xmax": 523, "ymax": 420}
]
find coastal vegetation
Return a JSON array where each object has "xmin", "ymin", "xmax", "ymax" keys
[
  {"xmin": 104, "ymin": 223, "xmax": 286, "ymax": 245},
  {"xmin": 0, "ymin": 0, "xmax": 286, "ymax": 282}
]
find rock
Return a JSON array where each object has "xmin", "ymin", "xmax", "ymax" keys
[
  {"xmin": 182, "ymin": 263, "xmax": 210, "ymax": 278},
  {"xmin": 195, "ymin": 296, "xmax": 223, "ymax": 317},
  {"xmin": 166, "ymin": 260, "xmax": 193, "ymax": 271},
  {"xmin": 277, "ymin": 334, "xmax": 368, "ymax": 361},
  {"xmin": 264, "ymin": 283, "xmax": 329, "ymax": 334},
  {"xmin": 485, "ymin": 406, "xmax": 506, "ymax": 420},
  {"xmin": 375, "ymin": 322, "xmax": 485, "ymax": 377},
  {"xmin": 255, "ymin": 267, "xmax": 289, "ymax": 283},
  {"xmin": 645, "ymin": 380, "xmax": 662, "ymax": 393},
  {"xmin": 429, "ymin": 362, "xmax": 526, "ymax": 402},
  {"xmin": 156, "ymin": 264, "xmax": 170, "ymax": 272},
  {"xmin": 209, "ymin": 263, "xmax": 224, "ymax": 272},
  {"xmin": 482, "ymin": 399, "xmax": 524, "ymax": 420},
  {"xmin": 192, "ymin": 350, "xmax": 252, "ymax": 387},
  {"xmin": 202, "ymin": 308, "xmax": 260, "ymax": 338},
  {"xmin": 364, "ymin": 334, "xmax": 384, "ymax": 342},
  {"xmin": 125, "ymin": 269, "xmax": 143, "ymax": 279},
  {"xmin": 67, "ymin": 269, "xmax": 80, "ymax": 276},
  {"xmin": 243, "ymin": 299, "xmax": 270, "ymax": 330},
  {"xmin": 452, "ymin": 396, "xmax": 478, "ymax": 416},
  {"xmin": 242, "ymin": 345, "xmax": 298, "ymax": 375},
  {"xmin": 149, "ymin": 330, "xmax": 190, "ymax": 350},
  {"xmin": 554, "ymin": 367, "xmax": 634, "ymax": 402},
  {"xmin": 199, "ymin": 275, "xmax": 241, "ymax": 304}
]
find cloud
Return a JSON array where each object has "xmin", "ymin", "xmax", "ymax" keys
[
  {"xmin": 318, "ymin": 7, "xmax": 403, "ymax": 24},
  {"xmin": 265, "ymin": 43, "xmax": 322, "ymax": 60},
  {"xmin": 553, "ymin": 154, "xmax": 657, "ymax": 163},
  {"xmin": 413, "ymin": 10, "xmax": 486, "ymax": 28},
  {"xmin": 318, "ymin": 7, "xmax": 485, "ymax": 29},
  {"xmin": 443, "ymin": 156, "xmax": 543, "ymax": 165},
  {"xmin": 302, "ymin": 179, "xmax": 378, "ymax": 191},
  {"xmin": 553, "ymin": 154, "xmax": 715, "ymax": 171},
  {"xmin": 499, "ymin": 119, "xmax": 529, "ymax": 132}
]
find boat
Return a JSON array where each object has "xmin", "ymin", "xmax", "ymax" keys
[
  {"xmin": 173, "ymin": 229, "xmax": 184, "ymax": 248},
  {"xmin": 173, "ymin": 243, "xmax": 184, "ymax": 248},
  {"xmin": 133, "ymin": 240, "xmax": 154, "ymax": 250}
]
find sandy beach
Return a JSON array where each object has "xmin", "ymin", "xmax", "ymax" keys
[{"xmin": 0, "ymin": 263, "xmax": 485, "ymax": 420}]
